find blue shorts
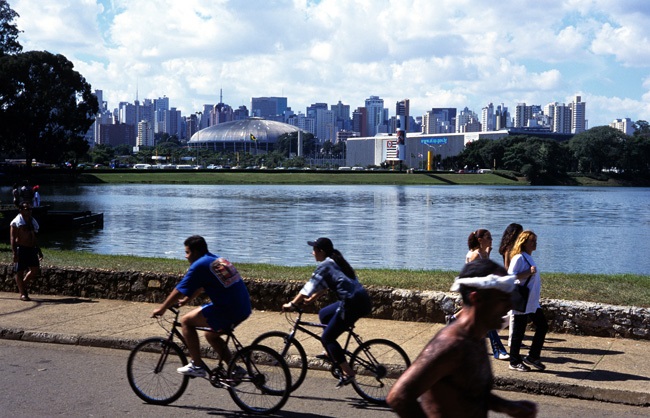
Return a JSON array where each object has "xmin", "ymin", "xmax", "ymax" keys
[
  {"xmin": 14, "ymin": 246, "xmax": 40, "ymax": 272},
  {"xmin": 201, "ymin": 303, "xmax": 250, "ymax": 333}
]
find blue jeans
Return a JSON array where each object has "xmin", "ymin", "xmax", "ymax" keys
[
  {"xmin": 318, "ymin": 291, "xmax": 372, "ymax": 365},
  {"xmin": 488, "ymin": 329, "xmax": 508, "ymax": 358}
]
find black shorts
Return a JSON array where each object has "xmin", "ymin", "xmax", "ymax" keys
[{"xmin": 14, "ymin": 246, "xmax": 40, "ymax": 272}]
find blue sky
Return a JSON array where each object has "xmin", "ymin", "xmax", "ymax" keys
[{"xmin": 11, "ymin": 0, "xmax": 650, "ymax": 127}]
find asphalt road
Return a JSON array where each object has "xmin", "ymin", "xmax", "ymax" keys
[{"xmin": 1, "ymin": 340, "xmax": 648, "ymax": 417}]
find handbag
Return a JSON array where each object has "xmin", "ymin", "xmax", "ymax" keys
[
  {"xmin": 511, "ymin": 276, "xmax": 531, "ymax": 312},
  {"xmin": 511, "ymin": 254, "xmax": 533, "ymax": 312}
]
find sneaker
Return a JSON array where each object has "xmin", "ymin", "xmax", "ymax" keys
[
  {"xmin": 496, "ymin": 352, "xmax": 510, "ymax": 361},
  {"xmin": 335, "ymin": 374, "xmax": 354, "ymax": 389},
  {"xmin": 20, "ymin": 294, "xmax": 31, "ymax": 302},
  {"xmin": 177, "ymin": 361, "xmax": 207, "ymax": 378},
  {"xmin": 315, "ymin": 352, "xmax": 330, "ymax": 361},
  {"xmin": 230, "ymin": 365, "xmax": 247, "ymax": 380},
  {"xmin": 523, "ymin": 356, "xmax": 546, "ymax": 371},
  {"xmin": 509, "ymin": 362, "xmax": 531, "ymax": 372}
]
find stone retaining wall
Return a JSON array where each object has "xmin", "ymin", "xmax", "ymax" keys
[{"xmin": 2, "ymin": 265, "xmax": 648, "ymax": 340}]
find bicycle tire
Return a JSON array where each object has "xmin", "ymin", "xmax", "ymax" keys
[
  {"xmin": 349, "ymin": 338, "xmax": 411, "ymax": 404},
  {"xmin": 126, "ymin": 337, "xmax": 190, "ymax": 405},
  {"xmin": 251, "ymin": 330, "xmax": 308, "ymax": 392},
  {"xmin": 226, "ymin": 344, "xmax": 291, "ymax": 415}
]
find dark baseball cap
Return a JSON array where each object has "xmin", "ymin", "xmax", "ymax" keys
[{"xmin": 307, "ymin": 237, "xmax": 334, "ymax": 254}]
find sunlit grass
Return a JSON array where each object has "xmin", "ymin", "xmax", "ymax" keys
[{"xmin": 2, "ymin": 245, "xmax": 647, "ymax": 307}]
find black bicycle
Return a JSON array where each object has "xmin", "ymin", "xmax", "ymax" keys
[
  {"xmin": 251, "ymin": 305, "xmax": 410, "ymax": 404},
  {"xmin": 126, "ymin": 306, "xmax": 291, "ymax": 415}
]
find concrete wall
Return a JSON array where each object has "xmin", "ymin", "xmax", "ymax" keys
[{"xmin": 2, "ymin": 264, "xmax": 648, "ymax": 340}]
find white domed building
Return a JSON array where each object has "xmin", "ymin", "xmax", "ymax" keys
[{"xmin": 188, "ymin": 117, "xmax": 301, "ymax": 153}]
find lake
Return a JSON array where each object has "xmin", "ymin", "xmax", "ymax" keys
[{"xmin": 8, "ymin": 184, "xmax": 650, "ymax": 275}]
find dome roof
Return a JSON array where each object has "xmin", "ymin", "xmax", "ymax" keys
[{"xmin": 189, "ymin": 117, "xmax": 300, "ymax": 144}]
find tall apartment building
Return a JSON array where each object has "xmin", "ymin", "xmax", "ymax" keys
[
  {"xmin": 551, "ymin": 103, "xmax": 572, "ymax": 134},
  {"xmin": 137, "ymin": 120, "xmax": 154, "ymax": 147},
  {"xmin": 495, "ymin": 104, "xmax": 509, "ymax": 130},
  {"xmin": 365, "ymin": 96, "xmax": 385, "ymax": 136},
  {"xmin": 571, "ymin": 95, "xmax": 586, "ymax": 134},
  {"xmin": 331, "ymin": 101, "xmax": 351, "ymax": 131},
  {"xmin": 481, "ymin": 103, "xmax": 495, "ymax": 132},
  {"xmin": 456, "ymin": 107, "xmax": 480, "ymax": 133},
  {"xmin": 514, "ymin": 103, "xmax": 533, "ymax": 128},
  {"xmin": 352, "ymin": 107, "xmax": 368, "ymax": 137},
  {"xmin": 395, "ymin": 99, "xmax": 410, "ymax": 132},
  {"xmin": 315, "ymin": 108, "xmax": 336, "ymax": 142},
  {"xmin": 610, "ymin": 118, "xmax": 635, "ymax": 135},
  {"xmin": 251, "ymin": 97, "xmax": 287, "ymax": 118}
]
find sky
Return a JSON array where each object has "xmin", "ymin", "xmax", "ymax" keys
[{"xmin": 10, "ymin": 0, "xmax": 650, "ymax": 128}]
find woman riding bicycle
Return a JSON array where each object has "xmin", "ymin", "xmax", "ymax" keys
[{"xmin": 282, "ymin": 237, "xmax": 372, "ymax": 388}]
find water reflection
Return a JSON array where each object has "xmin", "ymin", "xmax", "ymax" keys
[{"xmin": 5, "ymin": 184, "xmax": 649, "ymax": 275}]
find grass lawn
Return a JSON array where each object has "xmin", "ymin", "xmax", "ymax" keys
[{"xmin": 78, "ymin": 171, "xmax": 522, "ymax": 186}]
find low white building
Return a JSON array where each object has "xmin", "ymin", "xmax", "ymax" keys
[{"xmin": 346, "ymin": 131, "xmax": 509, "ymax": 169}]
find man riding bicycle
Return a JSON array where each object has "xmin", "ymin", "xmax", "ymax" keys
[{"xmin": 152, "ymin": 235, "xmax": 252, "ymax": 377}]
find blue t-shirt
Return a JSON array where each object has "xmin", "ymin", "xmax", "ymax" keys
[
  {"xmin": 176, "ymin": 253, "xmax": 251, "ymax": 320},
  {"xmin": 300, "ymin": 257, "xmax": 363, "ymax": 301}
]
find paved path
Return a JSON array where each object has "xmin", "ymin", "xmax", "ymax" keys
[{"xmin": 0, "ymin": 292, "xmax": 648, "ymax": 406}]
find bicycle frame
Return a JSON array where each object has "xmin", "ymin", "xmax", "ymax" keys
[
  {"xmin": 162, "ymin": 306, "xmax": 246, "ymax": 368},
  {"xmin": 284, "ymin": 308, "xmax": 364, "ymax": 359}
]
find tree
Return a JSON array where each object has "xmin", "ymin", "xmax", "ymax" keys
[
  {"xmin": 0, "ymin": 0, "xmax": 22, "ymax": 56},
  {"xmin": 568, "ymin": 126, "xmax": 627, "ymax": 173},
  {"xmin": 0, "ymin": 51, "xmax": 99, "ymax": 169},
  {"xmin": 275, "ymin": 131, "xmax": 316, "ymax": 157}
]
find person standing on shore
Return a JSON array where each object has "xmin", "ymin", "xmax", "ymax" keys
[
  {"xmin": 465, "ymin": 229, "xmax": 509, "ymax": 360},
  {"xmin": 10, "ymin": 202, "xmax": 43, "ymax": 301},
  {"xmin": 387, "ymin": 259, "xmax": 538, "ymax": 417},
  {"xmin": 507, "ymin": 230, "xmax": 548, "ymax": 372}
]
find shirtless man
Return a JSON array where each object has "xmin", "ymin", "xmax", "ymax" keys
[
  {"xmin": 387, "ymin": 259, "xmax": 537, "ymax": 418},
  {"xmin": 10, "ymin": 202, "xmax": 43, "ymax": 301}
]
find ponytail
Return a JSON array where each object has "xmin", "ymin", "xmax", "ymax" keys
[{"xmin": 329, "ymin": 249, "xmax": 356, "ymax": 280}]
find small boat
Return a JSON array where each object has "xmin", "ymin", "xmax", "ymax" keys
[{"xmin": 0, "ymin": 205, "xmax": 103, "ymax": 232}]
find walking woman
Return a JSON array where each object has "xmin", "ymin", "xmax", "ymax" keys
[
  {"xmin": 466, "ymin": 229, "xmax": 509, "ymax": 360},
  {"xmin": 282, "ymin": 237, "xmax": 372, "ymax": 388},
  {"xmin": 507, "ymin": 230, "xmax": 548, "ymax": 372},
  {"xmin": 498, "ymin": 223, "xmax": 523, "ymax": 270}
]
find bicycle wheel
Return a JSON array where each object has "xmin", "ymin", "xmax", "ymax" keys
[
  {"xmin": 127, "ymin": 337, "xmax": 190, "ymax": 405},
  {"xmin": 252, "ymin": 331, "xmax": 307, "ymax": 392},
  {"xmin": 226, "ymin": 344, "xmax": 291, "ymax": 415},
  {"xmin": 349, "ymin": 338, "xmax": 411, "ymax": 404}
]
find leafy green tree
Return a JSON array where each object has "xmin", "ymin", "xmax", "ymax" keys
[
  {"xmin": 0, "ymin": 0, "xmax": 22, "ymax": 56},
  {"xmin": 633, "ymin": 120, "xmax": 650, "ymax": 138},
  {"xmin": 275, "ymin": 131, "xmax": 316, "ymax": 156},
  {"xmin": 89, "ymin": 144, "xmax": 116, "ymax": 166},
  {"xmin": 0, "ymin": 51, "xmax": 99, "ymax": 169},
  {"xmin": 568, "ymin": 126, "xmax": 627, "ymax": 173}
]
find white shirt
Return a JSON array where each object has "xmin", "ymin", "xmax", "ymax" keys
[{"xmin": 508, "ymin": 252, "xmax": 541, "ymax": 314}]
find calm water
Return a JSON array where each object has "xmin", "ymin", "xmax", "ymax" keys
[{"xmin": 8, "ymin": 184, "xmax": 650, "ymax": 275}]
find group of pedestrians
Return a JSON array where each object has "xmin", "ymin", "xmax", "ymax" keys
[{"xmin": 387, "ymin": 223, "xmax": 547, "ymax": 417}]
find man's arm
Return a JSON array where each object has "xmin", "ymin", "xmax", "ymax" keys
[
  {"xmin": 387, "ymin": 339, "xmax": 459, "ymax": 417},
  {"xmin": 488, "ymin": 393, "xmax": 537, "ymax": 418},
  {"xmin": 9, "ymin": 225, "xmax": 18, "ymax": 262},
  {"xmin": 152, "ymin": 288, "xmax": 184, "ymax": 317}
]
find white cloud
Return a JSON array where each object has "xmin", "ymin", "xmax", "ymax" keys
[{"xmin": 9, "ymin": 0, "xmax": 650, "ymax": 126}]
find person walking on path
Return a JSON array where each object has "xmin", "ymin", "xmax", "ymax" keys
[
  {"xmin": 10, "ymin": 202, "xmax": 43, "ymax": 301},
  {"xmin": 32, "ymin": 185, "xmax": 41, "ymax": 207},
  {"xmin": 151, "ymin": 235, "xmax": 252, "ymax": 378},
  {"xmin": 465, "ymin": 229, "xmax": 510, "ymax": 361},
  {"xmin": 387, "ymin": 259, "xmax": 538, "ymax": 418},
  {"xmin": 282, "ymin": 237, "xmax": 372, "ymax": 388},
  {"xmin": 499, "ymin": 223, "xmax": 524, "ymax": 346},
  {"xmin": 507, "ymin": 230, "xmax": 548, "ymax": 372}
]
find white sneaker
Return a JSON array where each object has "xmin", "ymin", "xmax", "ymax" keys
[
  {"xmin": 177, "ymin": 361, "xmax": 207, "ymax": 377},
  {"xmin": 497, "ymin": 352, "xmax": 510, "ymax": 361}
]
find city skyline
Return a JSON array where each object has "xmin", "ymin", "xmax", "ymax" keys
[{"xmin": 11, "ymin": 1, "xmax": 650, "ymax": 127}]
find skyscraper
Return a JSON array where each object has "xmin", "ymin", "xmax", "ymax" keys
[
  {"xmin": 365, "ymin": 96, "xmax": 385, "ymax": 136},
  {"xmin": 571, "ymin": 95, "xmax": 586, "ymax": 134},
  {"xmin": 395, "ymin": 99, "xmax": 410, "ymax": 132}
]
